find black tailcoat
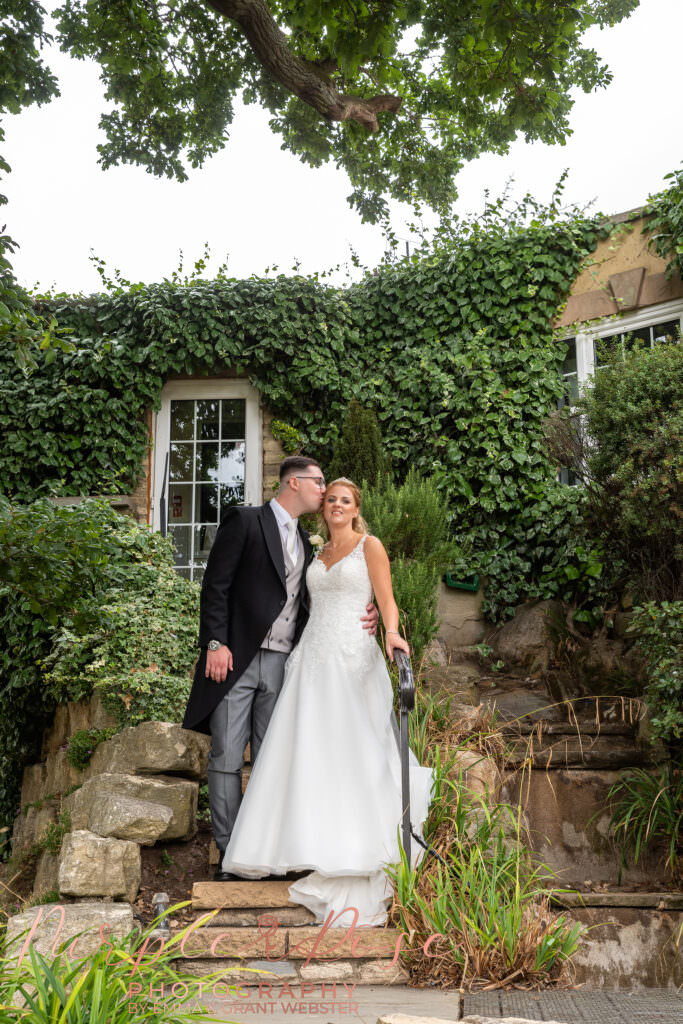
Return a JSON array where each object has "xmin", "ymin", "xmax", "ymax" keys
[{"xmin": 181, "ymin": 502, "xmax": 313, "ymax": 735}]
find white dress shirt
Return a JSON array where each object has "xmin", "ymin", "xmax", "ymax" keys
[{"xmin": 269, "ymin": 497, "xmax": 299, "ymax": 561}]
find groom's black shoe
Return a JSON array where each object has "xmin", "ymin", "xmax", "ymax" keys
[{"xmin": 213, "ymin": 847, "xmax": 243, "ymax": 882}]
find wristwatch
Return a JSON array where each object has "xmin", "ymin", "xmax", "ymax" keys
[{"xmin": 207, "ymin": 639, "xmax": 224, "ymax": 652}]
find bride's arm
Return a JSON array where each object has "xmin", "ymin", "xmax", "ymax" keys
[{"xmin": 363, "ymin": 535, "xmax": 410, "ymax": 661}]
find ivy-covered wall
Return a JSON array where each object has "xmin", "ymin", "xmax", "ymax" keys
[{"xmin": 0, "ymin": 216, "xmax": 608, "ymax": 618}]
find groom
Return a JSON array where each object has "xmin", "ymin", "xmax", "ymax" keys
[{"xmin": 181, "ymin": 455, "xmax": 378, "ymax": 880}]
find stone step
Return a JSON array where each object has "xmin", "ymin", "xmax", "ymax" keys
[
  {"xmin": 551, "ymin": 890, "xmax": 683, "ymax": 910},
  {"xmin": 173, "ymin": 924, "xmax": 402, "ymax": 960},
  {"xmin": 504, "ymin": 733, "xmax": 645, "ymax": 768},
  {"xmin": 192, "ymin": 879, "xmax": 296, "ymax": 910},
  {"xmin": 170, "ymin": 921, "xmax": 409, "ymax": 986}
]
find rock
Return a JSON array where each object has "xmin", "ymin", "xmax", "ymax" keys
[
  {"xmin": 378, "ymin": 1014, "xmax": 459, "ymax": 1024},
  {"xmin": 461, "ymin": 1018, "xmax": 568, "ymax": 1024},
  {"xmin": 5, "ymin": 900, "xmax": 137, "ymax": 962},
  {"xmin": 85, "ymin": 721, "xmax": 210, "ymax": 781},
  {"xmin": 20, "ymin": 763, "xmax": 48, "ymax": 807},
  {"xmin": 423, "ymin": 638, "xmax": 449, "ymax": 666},
  {"xmin": 358, "ymin": 959, "xmax": 410, "ymax": 984},
  {"xmin": 491, "ymin": 600, "xmax": 563, "ymax": 673},
  {"xmin": 88, "ymin": 793, "xmax": 174, "ymax": 845},
  {"xmin": 58, "ymin": 829, "xmax": 141, "ymax": 902},
  {"xmin": 11, "ymin": 802, "xmax": 58, "ymax": 856},
  {"xmin": 44, "ymin": 747, "xmax": 85, "ymax": 796},
  {"xmin": 422, "ymin": 663, "xmax": 481, "ymax": 704},
  {"xmin": 502, "ymin": 769, "xmax": 670, "ymax": 887},
  {"xmin": 62, "ymin": 771, "xmax": 198, "ymax": 841},
  {"xmin": 33, "ymin": 851, "xmax": 60, "ymax": 898},
  {"xmin": 451, "ymin": 749, "xmax": 501, "ymax": 801},
  {"xmin": 437, "ymin": 582, "xmax": 487, "ymax": 648}
]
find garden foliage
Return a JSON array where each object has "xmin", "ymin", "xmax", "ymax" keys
[
  {"xmin": 0, "ymin": 498, "xmax": 198, "ymax": 851},
  {"xmin": 0, "ymin": 211, "xmax": 607, "ymax": 622},
  {"xmin": 363, "ymin": 469, "xmax": 462, "ymax": 665},
  {"xmin": 328, "ymin": 399, "xmax": 387, "ymax": 486}
]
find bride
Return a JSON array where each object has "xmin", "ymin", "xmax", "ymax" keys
[{"xmin": 220, "ymin": 477, "xmax": 434, "ymax": 927}]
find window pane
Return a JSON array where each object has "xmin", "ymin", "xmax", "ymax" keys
[
  {"xmin": 561, "ymin": 337, "xmax": 577, "ymax": 376},
  {"xmin": 168, "ymin": 483, "xmax": 192, "ymax": 524},
  {"xmin": 194, "ymin": 524, "xmax": 217, "ymax": 563},
  {"xmin": 221, "ymin": 399, "xmax": 246, "ymax": 439},
  {"xmin": 559, "ymin": 373, "xmax": 579, "ymax": 408},
  {"xmin": 218, "ymin": 441, "xmax": 246, "ymax": 486},
  {"xmin": 196, "ymin": 399, "xmax": 220, "ymax": 441},
  {"xmin": 170, "ymin": 400, "xmax": 194, "ymax": 441},
  {"xmin": 594, "ymin": 332, "xmax": 621, "ymax": 369},
  {"xmin": 169, "ymin": 525, "xmax": 191, "ymax": 566},
  {"xmin": 652, "ymin": 319, "xmax": 680, "ymax": 345},
  {"xmin": 176, "ymin": 567, "xmax": 192, "ymax": 580},
  {"xmin": 195, "ymin": 442, "xmax": 219, "ymax": 481},
  {"xmin": 170, "ymin": 443, "xmax": 193, "ymax": 481},
  {"xmin": 195, "ymin": 483, "xmax": 219, "ymax": 523},
  {"xmin": 220, "ymin": 483, "xmax": 244, "ymax": 518}
]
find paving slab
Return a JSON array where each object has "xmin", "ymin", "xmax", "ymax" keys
[
  {"xmin": 148, "ymin": 984, "xmax": 683, "ymax": 1023},
  {"xmin": 463, "ymin": 988, "xmax": 683, "ymax": 1023},
  {"xmin": 172, "ymin": 983, "xmax": 461, "ymax": 1023}
]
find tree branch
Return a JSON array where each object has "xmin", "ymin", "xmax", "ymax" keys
[{"xmin": 204, "ymin": 0, "xmax": 401, "ymax": 130}]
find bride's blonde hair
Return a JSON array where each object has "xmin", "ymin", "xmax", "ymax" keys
[{"xmin": 320, "ymin": 477, "xmax": 369, "ymax": 539}]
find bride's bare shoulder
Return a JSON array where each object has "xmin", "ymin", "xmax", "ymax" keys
[{"xmin": 362, "ymin": 534, "xmax": 388, "ymax": 559}]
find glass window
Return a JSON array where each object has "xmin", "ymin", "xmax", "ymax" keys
[
  {"xmin": 166, "ymin": 398, "xmax": 247, "ymax": 580},
  {"xmin": 594, "ymin": 319, "xmax": 681, "ymax": 368}
]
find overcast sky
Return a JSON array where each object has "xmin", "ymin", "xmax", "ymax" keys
[{"xmin": 3, "ymin": 0, "xmax": 681, "ymax": 294}]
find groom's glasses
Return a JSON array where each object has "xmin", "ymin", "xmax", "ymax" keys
[{"xmin": 292, "ymin": 475, "xmax": 326, "ymax": 489}]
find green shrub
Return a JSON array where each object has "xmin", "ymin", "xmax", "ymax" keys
[
  {"xmin": 64, "ymin": 728, "xmax": 118, "ymax": 771},
  {"xmin": 0, "ymin": 498, "xmax": 199, "ymax": 855},
  {"xmin": 628, "ymin": 601, "xmax": 683, "ymax": 750},
  {"xmin": 328, "ymin": 398, "xmax": 387, "ymax": 486},
  {"xmin": 363, "ymin": 470, "xmax": 462, "ymax": 664},
  {"xmin": 579, "ymin": 341, "xmax": 683, "ymax": 603}
]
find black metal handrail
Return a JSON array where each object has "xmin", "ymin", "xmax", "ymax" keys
[{"xmin": 394, "ymin": 648, "xmax": 415, "ymax": 866}]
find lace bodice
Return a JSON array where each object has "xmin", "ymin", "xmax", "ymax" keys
[{"xmin": 288, "ymin": 533, "xmax": 378, "ymax": 668}]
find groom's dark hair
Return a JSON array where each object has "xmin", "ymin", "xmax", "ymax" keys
[{"xmin": 279, "ymin": 455, "xmax": 323, "ymax": 485}]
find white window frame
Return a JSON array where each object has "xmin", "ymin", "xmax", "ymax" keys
[
  {"xmin": 572, "ymin": 297, "xmax": 683, "ymax": 395},
  {"xmin": 151, "ymin": 379, "xmax": 262, "ymax": 532},
  {"xmin": 556, "ymin": 298, "xmax": 683, "ymax": 486}
]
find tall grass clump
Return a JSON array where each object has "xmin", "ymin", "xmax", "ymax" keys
[
  {"xmin": 386, "ymin": 745, "xmax": 582, "ymax": 988},
  {"xmin": 605, "ymin": 762, "xmax": 683, "ymax": 885}
]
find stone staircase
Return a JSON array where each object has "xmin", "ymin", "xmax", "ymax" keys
[
  {"xmin": 171, "ymin": 873, "xmax": 410, "ymax": 987},
  {"xmin": 168, "ymin": 740, "xmax": 411, "ymax": 988}
]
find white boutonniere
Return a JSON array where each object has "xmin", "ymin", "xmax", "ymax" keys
[{"xmin": 309, "ymin": 534, "xmax": 325, "ymax": 555}]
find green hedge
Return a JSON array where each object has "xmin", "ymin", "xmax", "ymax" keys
[
  {"xmin": 0, "ymin": 214, "xmax": 607, "ymax": 620},
  {"xmin": 0, "ymin": 498, "xmax": 198, "ymax": 853}
]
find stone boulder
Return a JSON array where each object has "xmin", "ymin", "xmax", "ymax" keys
[
  {"xmin": 84, "ymin": 721, "xmax": 210, "ymax": 782},
  {"xmin": 421, "ymin": 663, "xmax": 481, "ymax": 704},
  {"xmin": 62, "ymin": 771, "xmax": 198, "ymax": 843},
  {"xmin": 451, "ymin": 749, "xmax": 502, "ymax": 802},
  {"xmin": 58, "ymin": 829, "xmax": 141, "ymax": 902},
  {"xmin": 33, "ymin": 851, "xmax": 60, "ymax": 898},
  {"xmin": 491, "ymin": 600, "xmax": 563, "ymax": 673},
  {"xmin": 5, "ymin": 900, "xmax": 137, "ymax": 962}
]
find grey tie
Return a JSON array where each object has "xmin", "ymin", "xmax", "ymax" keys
[{"xmin": 285, "ymin": 518, "xmax": 298, "ymax": 566}]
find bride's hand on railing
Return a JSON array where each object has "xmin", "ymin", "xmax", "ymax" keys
[{"xmin": 385, "ymin": 630, "xmax": 410, "ymax": 662}]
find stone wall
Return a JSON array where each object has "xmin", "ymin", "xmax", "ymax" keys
[
  {"xmin": 11, "ymin": 692, "xmax": 210, "ymax": 904},
  {"xmin": 555, "ymin": 210, "xmax": 683, "ymax": 328}
]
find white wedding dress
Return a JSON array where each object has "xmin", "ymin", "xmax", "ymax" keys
[{"xmin": 220, "ymin": 533, "xmax": 435, "ymax": 926}]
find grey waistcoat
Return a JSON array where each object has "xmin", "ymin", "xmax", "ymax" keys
[{"xmin": 260, "ymin": 530, "xmax": 306, "ymax": 653}]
